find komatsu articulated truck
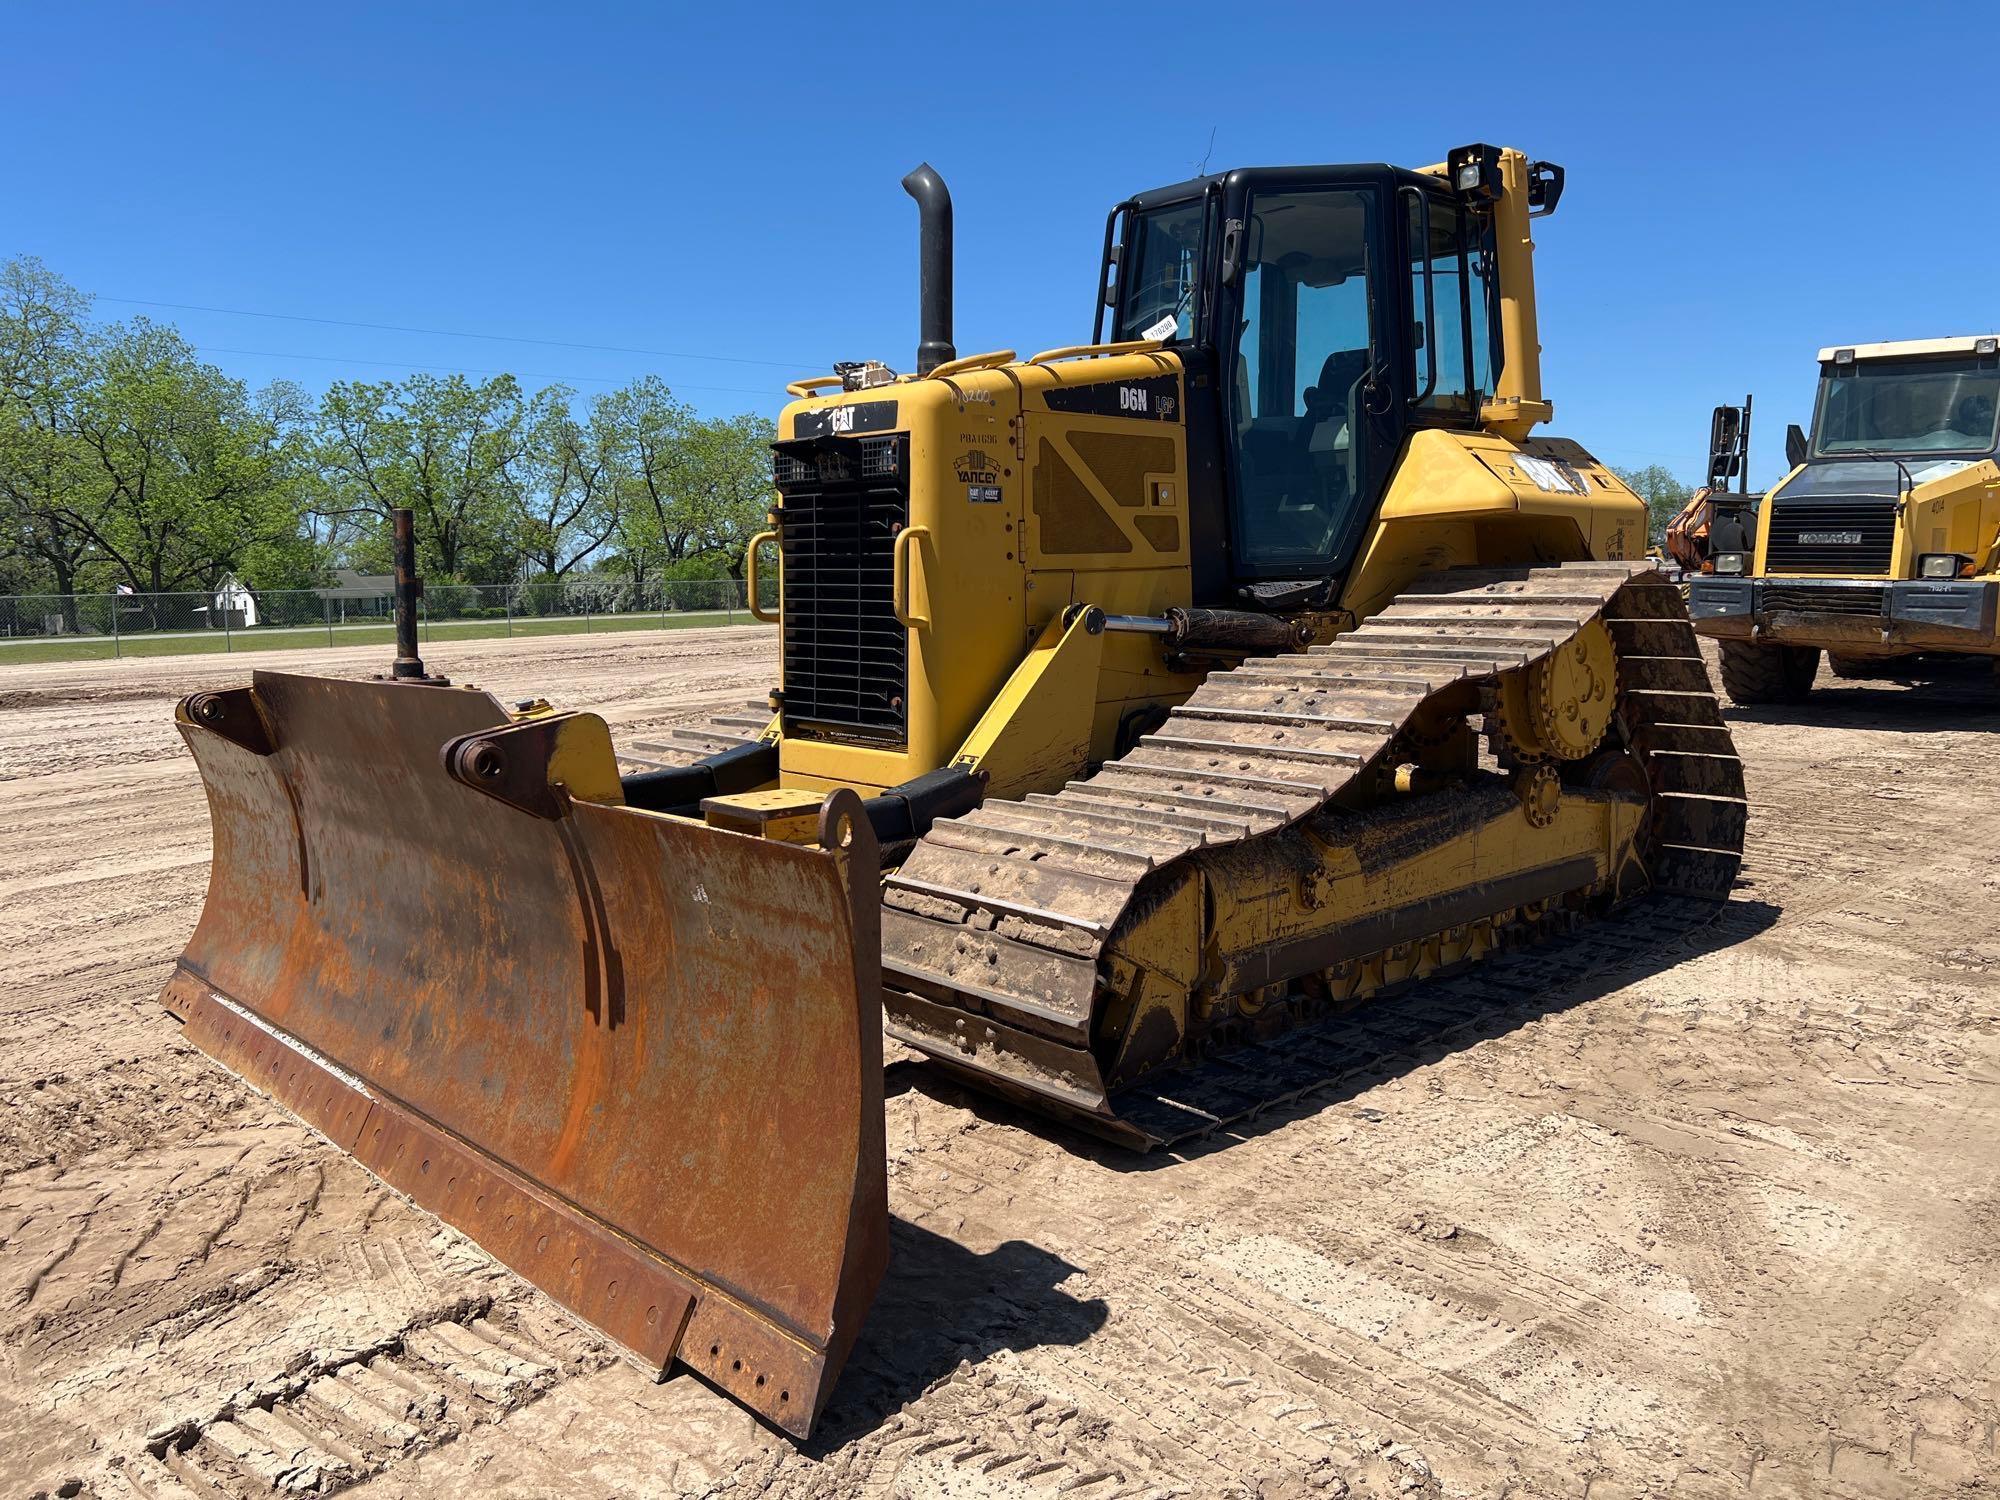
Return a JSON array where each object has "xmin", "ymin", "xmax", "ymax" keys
[{"xmin": 1688, "ymin": 336, "xmax": 2000, "ymax": 702}]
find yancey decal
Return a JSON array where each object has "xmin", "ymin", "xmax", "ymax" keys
[
  {"xmin": 953, "ymin": 448, "xmax": 1003, "ymax": 500},
  {"xmin": 952, "ymin": 449, "xmax": 1001, "ymax": 485}
]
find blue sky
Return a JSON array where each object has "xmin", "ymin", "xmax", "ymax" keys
[{"xmin": 6, "ymin": 2, "xmax": 1993, "ymax": 489}]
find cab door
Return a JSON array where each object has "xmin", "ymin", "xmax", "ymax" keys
[{"xmin": 1216, "ymin": 173, "xmax": 1401, "ymax": 586}]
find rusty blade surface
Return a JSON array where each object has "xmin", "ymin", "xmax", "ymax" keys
[{"xmin": 162, "ymin": 670, "xmax": 886, "ymax": 1437}]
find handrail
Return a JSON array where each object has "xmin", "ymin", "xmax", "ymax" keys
[
  {"xmin": 1027, "ymin": 339, "xmax": 1165, "ymax": 366},
  {"xmin": 892, "ymin": 525, "xmax": 932, "ymax": 630},
  {"xmin": 784, "ymin": 376, "xmax": 845, "ymax": 399},
  {"xmin": 927, "ymin": 349, "xmax": 1017, "ymax": 380},
  {"xmin": 1091, "ymin": 199, "xmax": 1138, "ymax": 345},
  {"xmin": 745, "ymin": 529, "xmax": 780, "ymax": 623}
]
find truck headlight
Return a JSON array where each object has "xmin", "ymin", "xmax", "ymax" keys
[
  {"xmin": 1916, "ymin": 552, "xmax": 1971, "ymax": 579},
  {"xmin": 1712, "ymin": 551, "xmax": 1747, "ymax": 575}
]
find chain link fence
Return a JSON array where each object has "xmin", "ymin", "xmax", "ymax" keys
[{"xmin": 0, "ymin": 575, "xmax": 774, "ymax": 664}]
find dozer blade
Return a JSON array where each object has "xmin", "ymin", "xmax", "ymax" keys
[{"xmin": 161, "ymin": 670, "xmax": 885, "ymax": 1438}]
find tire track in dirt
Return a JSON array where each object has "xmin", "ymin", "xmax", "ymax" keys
[
  {"xmin": 853, "ymin": 654, "xmax": 2000, "ymax": 1497},
  {"xmin": 5, "ymin": 635, "xmax": 1999, "ymax": 1498},
  {"xmin": 1, "ymin": 632, "xmax": 784, "ymax": 1499}
]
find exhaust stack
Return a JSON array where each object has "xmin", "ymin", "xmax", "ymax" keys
[
  {"xmin": 900, "ymin": 163, "xmax": 955, "ymax": 376},
  {"xmin": 389, "ymin": 507, "xmax": 429, "ymax": 681}
]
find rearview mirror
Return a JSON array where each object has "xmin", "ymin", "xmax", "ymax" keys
[
  {"xmin": 1785, "ymin": 423, "xmax": 1808, "ymax": 468},
  {"xmin": 1219, "ymin": 218, "xmax": 1244, "ymax": 286},
  {"xmin": 1709, "ymin": 405, "xmax": 1741, "ymax": 450},
  {"xmin": 1707, "ymin": 404, "xmax": 1744, "ymax": 487}
]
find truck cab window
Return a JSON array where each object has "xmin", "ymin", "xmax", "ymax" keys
[
  {"xmin": 1813, "ymin": 357, "xmax": 2000, "ymax": 456},
  {"xmin": 1226, "ymin": 188, "xmax": 1377, "ymax": 573}
]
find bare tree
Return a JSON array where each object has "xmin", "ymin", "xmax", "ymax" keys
[
  {"xmin": 315, "ymin": 373, "xmax": 530, "ymax": 581},
  {"xmin": 515, "ymin": 387, "xmax": 623, "ymax": 578}
]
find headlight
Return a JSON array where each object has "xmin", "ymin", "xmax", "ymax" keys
[
  {"xmin": 1712, "ymin": 552, "xmax": 1747, "ymax": 575},
  {"xmin": 1917, "ymin": 552, "xmax": 1970, "ymax": 579}
]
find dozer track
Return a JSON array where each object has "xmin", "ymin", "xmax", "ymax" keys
[
  {"xmin": 619, "ymin": 701, "xmax": 774, "ymax": 770},
  {"xmin": 878, "ymin": 562, "xmax": 1746, "ymax": 1144}
]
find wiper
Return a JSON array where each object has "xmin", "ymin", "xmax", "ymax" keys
[
  {"xmin": 1155, "ymin": 276, "xmax": 1198, "ymax": 341},
  {"xmin": 1838, "ymin": 446, "xmax": 1916, "ymax": 510}
]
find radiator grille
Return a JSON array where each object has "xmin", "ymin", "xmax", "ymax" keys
[
  {"xmin": 1760, "ymin": 582, "xmax": 1886, "ymax": 617},
  {"xmin": 1764, "ymin": 497, "xmax": 1897, "ymax": 575},
  {"xmin": 772, "ymin": 436, "xmax": 909, "ymax": 742}
]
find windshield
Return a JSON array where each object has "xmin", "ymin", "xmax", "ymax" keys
[
  {"xmin": 1112, "ymin": 200, "xmax": 1205, "ymax": 343},
  {"xmin": 1812, "ymin": 356, "xmax": 2000, "ymax": 457}
]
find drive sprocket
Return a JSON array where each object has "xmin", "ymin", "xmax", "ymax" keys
[{"xmin": 1485, "ymin": 617, "xmax": 1619, "ymax": 764}]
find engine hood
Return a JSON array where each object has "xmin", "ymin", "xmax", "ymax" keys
[{"xmin": 1771, "ymin": 455, "xmax": 1990, "ymax": 503}]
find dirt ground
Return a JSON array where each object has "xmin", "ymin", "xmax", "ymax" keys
[{"xmin": 2, "ymin": 630, "xmax": 1996, "ymax": 1499}]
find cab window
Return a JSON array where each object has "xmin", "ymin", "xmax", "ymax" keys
[
  {"xmin": 1112, "ymin": 200, "xmax": 1206, "ymax": 343},
  {"xmin": 1813, "ymin": 356, "xmax": 2000, "ymax": 456},
  {"xmin": 1406, "ymin": 193, "xmax": 1498, "ymax": 418},
  {"xmin": 1226, "ymin": 188, "xmax": 1377, "ymax": 573}
]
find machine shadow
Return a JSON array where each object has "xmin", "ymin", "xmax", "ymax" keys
[
  {"xmin": 1723, "ymin": 677, "xmax": 2000, "ymax": 733},
  {"xmin": 802, "ymin": 1221, "xmax": 1107, "ymax": 1451},
  {"xmin": 892, "ymin": 895, "xmax": 1782, "ymax": 1173}
]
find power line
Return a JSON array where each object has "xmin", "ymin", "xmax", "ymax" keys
[
  {"xmin": 99, "ymin": 295, "xmax": 820, "ymax": 371},
  {"xmin": 198, "ymin": 345, "xmax": 782, "ymax": 400},
  {"xmin": 198, "ymin": 343, "xmax": 1712, "ymax": 447}
]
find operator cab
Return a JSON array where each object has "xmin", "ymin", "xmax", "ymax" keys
[
  {"xmin": 1099, "ymin": 145, "xmax": 1559, "ymax": 605},
  {"xmin": 1764, "ymin": 336, "xmax": 2000, "ymax": 542},
  {"xmin": 1806, "ymin": 337, "xmax": 2000, "ymax": 470}
]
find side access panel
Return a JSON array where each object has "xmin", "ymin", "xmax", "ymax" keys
[{"xmin": 162, "ymin": 672, "xmax": 885, "ymax": 1437}]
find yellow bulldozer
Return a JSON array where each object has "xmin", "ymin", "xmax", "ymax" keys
[
  {"xmin": 1687, "ymin": 336, "xmax": 2000, "ymax": 700},
  {"xmin": 162, "ymin": 144, "xmax": 1746, "ymax": 1439}
]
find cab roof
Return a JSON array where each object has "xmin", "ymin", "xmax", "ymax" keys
[
  {"xmin": 1126, "ymin": 163, "xmax": 1403, "ymax": 210},
  {"xmin": 1817, "ymin": 335, "xmax": 2000, "ymax": 363}
]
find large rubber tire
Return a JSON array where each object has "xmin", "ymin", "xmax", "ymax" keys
[{"xmin": 1718, "ymin": 640, "xmax": 1820, "ymax": 704}]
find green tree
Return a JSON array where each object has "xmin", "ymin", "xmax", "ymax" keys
[
  {"xmin": 682, "ymin": 412, "xmax": 780, "ymax": 579},
  {"xmin": 3, "ymin": 256, "xmax": 790, "ymax": 611},
  {"xmin": 232, "ymin": 379, "xmax": 328, "ymax": 590},
  {"xmin": 62, "ymin": 320, "xmax": 299, "ymax": 596},
  {"xmin": 315, "ymin": 373, "xmax": 529, "ymax": 582},
  {"xmin": 602, "ymin": 377, "xmax": 773, "ymax": 581},
  {"xmin": 1611, "ymin": 463, "xmax": 1695, "ymax": 546},
  {"xmin": 0, "ymin": 258, "xmax": 103, "ymax": 608}
]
